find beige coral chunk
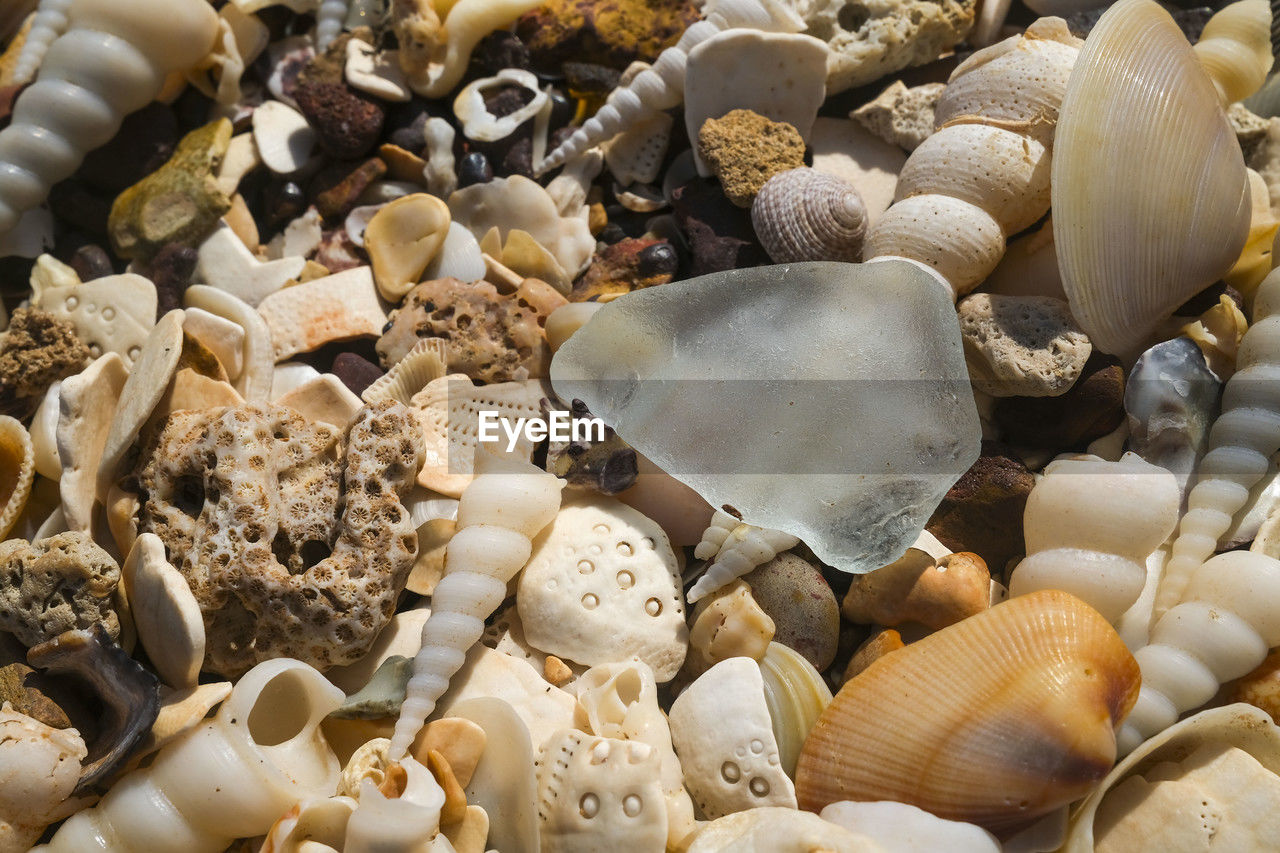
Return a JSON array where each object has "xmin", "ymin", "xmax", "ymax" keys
[
  {"xmin": 32, "ymin": 269, "xmax": 157, "ymax": 366},
  {"xmin": 366, "ymin": 193, "xmax": 451, "ymax": 301},
  {"xmin": 1095, "ymin": 743, "xmax": 1280, "ymax": 852},
  {"xmin": 57, "ymin": 352, "xmax": 128, "ymax": 533},
  {"xmin": 841, "ymin": 549, "xmax": 991, "ymax": 630},
  {"xmin": 957, "ymin": 293, "xmax": 1092, "ymax": 398},
  {"xmin": 133, "ymin": 400, "xmax": 424, "ymax": 678},
  {"xmin": 122, "ymin": 533, "xmax": 204, "ymax": 689},
  {"xmin": 0, "ymin": 704, "xmax": 89, "ymax": 853},
  {"xmin": 795, "ymin": 0, "xmax": 976, "ymax": 94},
  {"xmin": 0, "ymin": 532, "xmax": 121, "ymax": 648},
  {"xmin": 413, "ymin": 374, "xmax": 552, "ymax": 497},
  {"xmin": 258, "ymin": 266, "xmax": 388, "ymax": 361},
  {"xmin": 94, "ymin": 309, "xmax": 185, "ymax": 504},
  {"xmin": 450, "ymin": 175, "xmax": 595, "ymax": 278},
  {"xmin": 215, "ymin": 131, "xmax": 263, "ymax": 197},
  {"xmin": 517, "ymin": 496, "xmax": 688, "ymax": 682},
  {"xmin": 852, "ymin": 80, "xmax": 947, "ymax": 152}
]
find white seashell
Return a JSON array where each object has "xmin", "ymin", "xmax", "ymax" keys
[
  {"xmin": 865, "ymin": 18, "xmax": 1080, "ymax": 299},
  {"xmin": 343, "ymin": 204, "xmax": 380, "ymax": 248},
  {"xmin": 271, "ymin": 361, "xmax": 322, "ymax": 400},
  {"xmin": 0, "ymin": 206, "xmax": 55, "ymax": 260},
  {"xmin": 1157, "ymin": 268, "xmax": 1280, "ymax": 614},
  {"xmin": 1119, "ymin": 551, "xmax": 1280, "ymax": 755},
  {"xmin": 252, "ymin": 99, "xmax": 318, "ymax": 175},
  {"xmin": 263, "ymin": 34, "xmax": 314, "ymax": 109},
  {"xmin": 266, "ymin": 207, "xmax": 324, "ymax": 261},
  {"xmin": 423, "ymin": 117, "xmax": 457, "ymax": 199},
  {"xmin": 183, "ymin": 284, "xmax": 274, "ymax": 401},
  {"xmin": 1220, "ymin": 460, "xmax": 1280, "ymax": 548},
  {"xmin": 396, "ymin": 0, "xmax": 542, "ymax": 99},
  {"xmin": 0, "ymin": 0, "xmax": 220, "ymax": 236},
  {"xmin": 450, "ymin": 175, "xmax": 595, "ymax": 279},
  {"xmin": 31, "ymin": 266, "xmax": 156, "ymax": 365},
  {"xmin": 574, "ymin": 659, "xmax": 696, "ymax": 848},
  {"xmin": 518, "ymin": 495, "xmax": 689, "ymax": 681},
  {"xmin": 454, "ymin": 68, "xmax": 548, "ymax": 142},
  {"xmin": 821, "ymin": 801, "xmax": 1001, "ymax": 853},
  {"xmin": 344, "ymin": 755, "xmax": 446, "ymax": 853},
  {"xmin": 28, "ymin": 380, "xmax": 61, "ymax": 482},
  {"xmin": 669, "ymin": 657, "xmax": 797, "ymax": 818},
  {"xmin": 93, "ymin": 310, "xmax": 184, "ymax": 506},
  {"xmin": 412, "ymin": 374, "xmax": 552, "ymax": 497},
  {"xmin": 365, "ymin": 193, "xmax": 451, "ymax": 301},
  {"xmin": 389, "ymin": 450, "xmax": 564, "ymax": 758},
  {"xmin": 275, "ymin": 373, "xmax": 363, "ymax": 428},
  {"xmin": 536, "ymin": 730, "xmax": 666, "ymax": 853},
  {"xmin": 688, "ymin": 513, "xmax": 799, "ymax": 603},
  {"xmin": 11, "ymin": 0, "xmax": 72, "ymax": 85},
  {"xmin": 546, "ymin": 148, "xmax": 603, "ymax": 218},
  {"xmin": 1054, "ymin": 0, "xmax": 1251, "ymax": 357},
  {"xmin": 345, "ymin": 39, "xmax": 411, "ymax": 102},
  {"xmin": 603, "ymin": 107, "xmax": 673, "ymax": 187},
  {"xmin": 751, "ymin": 167, "xmax": 867, "ymax": 264},
  {"xmin": 122, "ymin": 532, "xmax": 204, "ymax": 690},
  {"xmin": 1009, "ymin": 453, "xmax": 1180, "ymax": 624},
  {"xmin": 38, "ymin": 658, "xmax": 342, "ymax": 852},
  {"xmin": 0, "ymin": 415, "xmax": 35, "ymax": 542},
  {"xmin": 261, "ymin": 796, "xmax": 356, "ymax": 853},
  {"xmin": 424, "ymin": 220, "xmax": 486, "ymax": 283},
  {"xmin": 479, "ymin": 602, "xmax": 571, "ymax": 676},
  {"xmin": 0, "ymin": 705, "xmax": 89, "ymax": 851},
  {"xmin": 194, "ymin": 221, "xmax": 306, "ymax": 308},
  {"xmin": 687, "ymin": 807, "xmax": 879, "ymax": 852},
  {"xmin": 256, "ymin": 266, "xmax": 387, "ymax": 361},
  {"xmin": 445, "ymin": 696, "xmax": 540, "ymax": 853},
  {"xmin": 216, "ymin": 132, "xmax": 263, "ymax": 198},
  {"xmin": 187, "ymin": 4, "xmax": 268, "ymax": 108},
  {"xmin": 683, "ymin": 28, "xmax": 828, "ymax": 176},
  {"xmin": 758, "ymin": 641, "xmax": 831, "ymax": 779},
  {"xmin": 313, "ymin": 0, "xmax": 348, "ymax": 50},
  {"xmin": 183, "ymin": 307, "xmax": 246, "ymax": 381},
  {"xmin": 1191, "ymin": 0, "xmax": 1273, "ymax": 106},
  {"xmin": 363, "ymin": 337, "xmax": 448, "ymax": 407},
  {"xmin": 56, "ymin": 353, "xmax": 126, "ymax": 533},
  {"xmin": 325, "ymin": 606, "xmax": 432, "ymax": 694}
]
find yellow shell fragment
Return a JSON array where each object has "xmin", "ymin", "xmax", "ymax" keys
[
  {"xmin": 365, "ymin": 193, "xmax": 451, "ymax": 302},
  {"xmin": 795, "ymin": 590, "xmax": 1140, "ymax": 834},
  {"xmin": 0, "ymin": 415, "xmax": 35, "ymax": 541}
]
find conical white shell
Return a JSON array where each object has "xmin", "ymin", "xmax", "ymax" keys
[
  {"xmin": 751, "ymin": 168, "xmax": 867, "ymax": 264},
  {"xmin": 1053, "ymin": 0, "xmax": 1252, "ymax": 357}
]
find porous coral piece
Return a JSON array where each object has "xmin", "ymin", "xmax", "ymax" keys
[
  {"xmin": 958, "ymin": 293, "xmax": 1092, "ymax": 398},
  {"xmin": 0, "ymin": 532, "xmax": 121, "ymax": 649},
  {"xmin": 0, "ymin": 704, "xmax": 88, "ymax": 852},
  {"xmin": 0, "ymin": 307, "xmax": 89, "ymax": 420},
  {"xmin": 377, "ymin": 277, "xmax": 565, "ymax": 383},
  {"xmin": 134, "ymin": 400, "xmax": 425, "ymax": 678},
  {"xmin": 697, "ymin": 110, "xmax": 807, "ymax": 208},
  {"xmin": 516, "ymin": 0, "xmax": 699, "ymax": 71},
  {"xmin": 851, "ymin": 80, "xmax": 946, "ymax": 152},
  {"xmin": 295, "ymin": 34, "xmax": 386, "ymax": 160},
  {"xmin": 108, "ymin": 118, "xmax": 234, "ymax": 261}
]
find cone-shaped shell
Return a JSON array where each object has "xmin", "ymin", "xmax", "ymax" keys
[
  {"xmin": 795, "ymin": 590, "xmax": 1140, "ymax": 834},
  {"xmin": 0, "ymin": 415, "xmax": 35, "ymax": 540},
  {"xmin": 751, "ymin": 168, "xmax": 867, "ymax": 264},
  {"xmin": 1053, "ymin": 0, "xmax": 1251, "ymax": 358}
]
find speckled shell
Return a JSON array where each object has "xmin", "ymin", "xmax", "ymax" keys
[
  {"xmin": 795, "ymin": 590, "xmax": 1140, "ymax": 834},
  {"xmin": 1053, "ymin": 0, "xmax": 1252, "ymax": 357},
  {"xmin": 0, "ymin": 415, "xmax": 35, "ymax": 541},
  {"xmin": 751, "ymin": 168, "xmax": 867, "ymax": 264}
]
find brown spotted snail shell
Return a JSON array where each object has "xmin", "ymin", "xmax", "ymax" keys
[
  {"xmin": 750, "ymin": 168, "xmax": 867, "ymax": 264},
  {"xmin": 795, "ymin": 590, "xmax": 1140, "ymax": 835}
]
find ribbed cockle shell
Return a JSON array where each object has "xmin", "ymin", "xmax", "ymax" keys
[
  {"xmin": 795, "ymin": 590, "xmax": 1140, "ymax": 835},
  {"xmin": 751, "ymin": 168, "xmax": 867, "ymax": 264},
  {"xmin": 1053, "ymin": 0, "xmax": 1252, "ymax": 358}
]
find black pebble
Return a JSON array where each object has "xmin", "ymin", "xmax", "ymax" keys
[{"xmin": 457, "ymin": 152, "xmax": 493, "ymax": 188}]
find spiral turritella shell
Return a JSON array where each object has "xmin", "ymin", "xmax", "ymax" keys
[
  {"xmin": 1157, "ymin": 268, "xmax": 1280, "ymax": 616},
  {"xmin": 0, "ymin": 0, "xmax": 219, "ymax": 237},
  {"xmin": 534, "ymin": 0, "xmax": 805, "ymax": 176},
  {"xmin": 689, "ymin": 509, "xmax": 800, "ymax": 603},
  {"xmin": 389, "ymin": 449, "xmax": 565, "ymax": 759},
  {"xmin": 750, "ymin": 167, "xmax": 867, "ymax": 264},
  {"xmin": 10, "ymin": 0, "xmax": 72, "ymax": 84},
  {"xmin": 1119, "ymin": 551, "xmax": 1280, "ymax": 756},
  {"xmin": 314, "ymin": 0, "xmax": 347, "ymax": 51},
  {"xmin": 1009, "ymin": 453, "xmax": 1180, "ymax": 624},
  {"xmin": 1192, "ymin": 0, "xmax": 1273, "ymax": 105},
  {"xmin": 863, "ymin": 17, "xmax": 1081, "ymax": 299}
]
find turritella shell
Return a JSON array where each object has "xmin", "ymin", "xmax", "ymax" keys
[
  {"xmin": 1053, "ymin": 0, "xmax": 1252, "ymax": 358},
  {"xmin": 751, "ymin": 168, "xmax": 867, "ymax": 264},
  {"xmin": 795, "ymin": 590, "xmax": 1140, "ymax": 834}
]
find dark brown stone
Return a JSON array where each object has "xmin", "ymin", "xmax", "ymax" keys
[
  {"xmin": 994, "ymin": 351, "xmax": 1126, "ymax": 450},
  {"xmin": 332, "ymin": 352, "xmax": 384, "ymax": 397},
  {"xmin": 295, "ymin": 35, "xmax": 386, "ymax": 160},
  {"xmin": 312, "ymin": 158, "xmax": 387, "ymax": 221},
  {"xmin": 68, "ymin": 244, "xmax": 114, "ymax": 282},
  {"xmin": 149, "ymin": 243, "xmax": 199, "ymax": 319},
  {"xmin": 670, "ymin": 179, "xmax": 769, "ymax": 276},
  {"xmin": 927, "ymin": 441, "xmax": 1035, "ymax": 575}
]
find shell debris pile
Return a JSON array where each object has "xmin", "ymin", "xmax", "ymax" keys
[{"xmin": 6, "ymin": 0, "xmax": 1280, "ymax": 849}]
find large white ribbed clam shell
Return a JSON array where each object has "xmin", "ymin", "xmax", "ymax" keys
[
  {"xmin": 751, "ymin": 168, "xmax": 867, "ymax": 264},
  {"xmin": 1053, "ymin": 0, "xmax": 1252, "ymax": 358},
  {"xmin": 795, "ymin": 590, "xmax": 1140, "ymax": 834}
]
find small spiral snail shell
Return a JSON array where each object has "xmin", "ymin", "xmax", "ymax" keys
[{"xmin": 750, "ymin": 168, "xmax": 867, "ymax": 264}]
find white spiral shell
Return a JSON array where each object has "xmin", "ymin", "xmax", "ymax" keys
[
  {"xmin": 689, "ymin": 514, "xmax": 799, "ymax": 603},
  {"xmin": 314, "ymin": 0, "xmax": 348, "ymax": 51},
  {"xmin": 11, "ymin": 0, "xmax": 72, "ymax": 84},
  {"xmin": 1156, "ymin": 268, "xmax": 1280, "ymax": 617},
  {"xmin": 0, "ymin": 0, "xmax": 220, "ymax": 236},
  {"xmin": 389, "ymin": 450, "xmax": 564, "ymax": 759},
  {"xmin": 1118, "ymin": 551, "xmax": 1280, "ymax": 755},
  {"xmin": 751, "ymin": 167, "xmax": 867, "ymax": 264},
  {"xmin": 863, "ymin": 18, "xmax": 1081, "ymax": 299},
  {"xmin": 535, "ymin": 0, "xmax": 804, "ymax": 175}
]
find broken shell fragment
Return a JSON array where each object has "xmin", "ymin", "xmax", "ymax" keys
[
  {"xmin": 686, "ymin": 806, "xmax": 880, "ymax": 853},
  {"xmin": 365, "ymin": 193, "xmax": 451, "ymax": 302},
  {"xmin": 759, "ymin": 641, "xmax": 832, "ymax": 779},
  {"xmin": 0, "ymin": 705, "xmax": 90, "ymax": 852},
  {"xmin": 796, "ymin": 590, "xmax": 1140, "ymax": 834},
  {"xmin": 0, "ymin": 414, "xmax": 34, "ymax": 541},
  {"xmin": 122, "ymin": 533, "xmax": 204, "ymax": 690},
  {"xmin": 454, "ymin": 69, "xmax": 547, "ymax": 142}
]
